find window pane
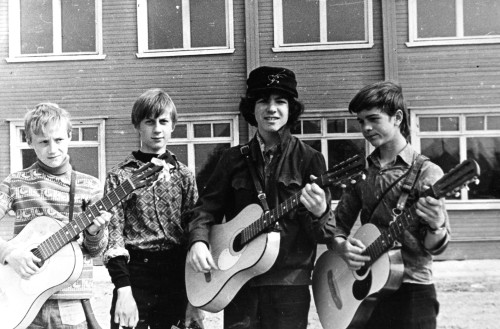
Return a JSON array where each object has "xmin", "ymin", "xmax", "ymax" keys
[
  {"xmin": 419, "ymin": 117, "xmax": 438, "ymax": 132},
  {"xmin": 20, "ymin": 0, "xmax": 53, "ymax": 54},
  {"xmin": 148, "ymin": 0, "xmax": 183, "ymax": 49},
  {"xmin": 467, "ymin": 137, "xmax": 500, "ymax": 199},
  {"xmin": 487, "ymin": 116, "xmax": 500, "ymax": 130},
  {"xmin": 327, "ymin": 119, "xmax": 345, "ymax": 133},
  {"xmin": 303, "ymin": 140, "xmax": 321, "ymax": 152},
  {"xmin": 62, "ymin": 0, "xmax": 96, "ymax": 52},
  {"xmin": 327, "ymin": 139, "xmax": 365, "ymax": 199},
  {"xmin": 69, "ymin": 147, "xmax": 99, "ymax": 178},
  {"xmin": 421, "ymin": 137, "xmax": 460, "ymax": 173},
  {"xmin": 172, "ymin": 124, "xmax": 187, "ymax": 138},
  {"xmin": 466, "ymin": 116, "xmax": 484, "ymax": 130},
  {"xmin": 464, "ymin": 0, "xmax": 500, "ymax": 36},
  {"xmin": 303, "ymin": 120, "xmax": 321, "ymax": 134},
  {"xmin": 168, "ymin": 144, "xmax": 188, "ymax": 165},
  {"xmin": 440, "ymin": 117, "xmax": 459, "ymax": 131},
  {"xmin": 195, "ymin": 143, "xmax": 230, "ymax": 189},
  {"xmin": 417, "ymin": 0, "xmax": 456, "ymax": 38},
  {"xmin": 327, "ymin": 0, "xmax": 365, "ymax": 42},
  {"xmin": 347, "ymin": 119, "xmax": 361, "ymax": 133},
  {"xmin": 190, "ymin": 0, "xmax": 226, "ymax": 47},
  {"xmin": 22, "ymin": 149, "xmax": 37, "ymax": 169},
  {"xmin": 21, "ymin": 129, "xmax": 27, "ymax": 143},
  {"xmin": 82, "ymin": 127, "xmax": 98, "ymax": 141},
  {"xmin": 213, "ymin": 123, "xmax": 230, "ymax": 137},
  {"xmin": 194, "ymin": 124, "xmax": 211, "ymax": 138},
  {"xmin": 283, "ymin": 0, "xmax": 320, "ymax": 43},
  {"xmin": 72, "ymin": 128, "xmax": 80, "ymax": 141}
]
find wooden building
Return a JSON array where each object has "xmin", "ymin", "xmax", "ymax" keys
[{"xmin": 1, "ymin": 0, "xmax": 499, "ymax": 259}]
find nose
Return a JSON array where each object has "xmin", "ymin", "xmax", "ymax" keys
[
  {"xmin": 48, "ymin": 140, "xmax": 58, "ymax": 153},
  {"xmin": 267, "ymin": 100, "xmax": 278, "ymax": 112}
]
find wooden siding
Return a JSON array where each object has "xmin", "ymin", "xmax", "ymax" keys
[
  {"xmin": 256, "ymin": 1, "xmax": 385, "ymax": 110},
  {"xmin": 395, "ymin": 2, "xmax": 500, "ymax": 107},
  {"xmin": 0, "ymin": 0, "xmax": 248, "ymax": 180}
]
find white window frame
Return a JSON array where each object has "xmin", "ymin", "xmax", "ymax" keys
[
  {"xmin": 169, "ymin": 113, "xmax": 239, "ymax": 174},
  {"xmin": 407, "ymin": 0, "xmax": 500, "ymax": 47},
  {"xmin": 136, "ymin": 0, "xmax": 235, "ymax": 58},
  {"xmin": 8, "ymin": 117, "xmax": 107, "ymax": 182},
  {"xmin": 410, "ymin": 106, "xmax": 500, "ymax": 210},
  {"xmin": 7, "ymin": 0, "xmax": 105, "ymax": 63},
  {"xmin": 291, "ymin": 109, "xmax": 370, "ymax": 204},
  {"xmin": 272, "ymin": 0, "xmax": 374, "ymax": 52}
]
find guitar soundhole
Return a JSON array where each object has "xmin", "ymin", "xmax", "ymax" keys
[
  {"xmin": 352, "ymin": 270, "xmax": 372, "ymax": 301},
  {"xmin": 233, "ymin": 234, "xmax": 244, "ymax": 252}
]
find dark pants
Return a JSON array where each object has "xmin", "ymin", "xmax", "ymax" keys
[
  {"xmin": 110, "ymin": 248, "xmax": 187, "ymax": 329},
  {"xmin": 364, "ymin": 283, "xmax": 439, "ymax": 329},
  {"xmin": 224, "ymin": 284, "xmax": 311, "ymax": 329}
]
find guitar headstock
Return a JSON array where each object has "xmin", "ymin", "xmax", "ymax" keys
[
  {"xmin": 316, "ymin": 154, "xmax": 366, "ymax": 189},
  {"xmin": 129, "ymin": 162, "xmax": 164, "ymax": 190},
  {"xmin": 429, "ymin": 159, "xmax": 481, "ymax": 199}
]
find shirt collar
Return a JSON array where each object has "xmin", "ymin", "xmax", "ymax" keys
[
  {"xmin": 368, "ymin": 143, "xmax": 415, "ymax": 168},
  {"xmin": 120, "ymin": 150, "xmax": 178, "ymax": 168}
]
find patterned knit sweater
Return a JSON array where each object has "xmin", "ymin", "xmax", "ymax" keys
[{"xmin": 0, "ymin": 162, "xmax": 108, "ymax": 299}]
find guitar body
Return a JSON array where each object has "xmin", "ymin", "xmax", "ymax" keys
[
  {"xmin": 185, "ymin": 203, "xmax": 281, "ymax": 312},
  {"xmin": 0, "ymin": 216, "xmax": 83, "ymax": 329},
  {"xmin": 312, "ymin": 223, "xmax": 404, "ymax": 329}
]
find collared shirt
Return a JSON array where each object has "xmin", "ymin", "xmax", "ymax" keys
[
  {"xmin": 103, "ymin": 151, "xmax": 198, "ymax": 264},
  {"xmin": 333, "ymin": 144, "xmax": 450, "ymax": 284}
]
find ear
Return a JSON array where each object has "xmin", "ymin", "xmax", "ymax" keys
[{"xmin": 394, "ymin": 109, "xmax": 403, "ymax": 126}]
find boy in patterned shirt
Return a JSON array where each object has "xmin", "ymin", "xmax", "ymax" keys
[
  {"xmin": 0, "ymin": 103, "xmax": 110, "ymax": 328},
  {"xmin": 103, "ymin": 88, "xmax": 203, "ymax": 329}
]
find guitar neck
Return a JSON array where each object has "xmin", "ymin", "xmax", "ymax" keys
[
  {"xmin": 239, "ymin": 190, "xmax": 303, "ymax": 245},
  {"xmin": 362, "ymin": 187, "xmax": 435, "ymax": 267},
  {"xmin": 35, "ymin": 180, "xmax": 135, "ymax": 261}
]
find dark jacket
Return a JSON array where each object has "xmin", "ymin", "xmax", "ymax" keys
[{"xmin": 188, "ymin": 128, "xmax": 335, "ymax": 285}]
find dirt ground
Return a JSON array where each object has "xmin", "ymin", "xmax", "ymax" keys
[{"xmin": 91, "ymin": 259, "xmax": 500, "ymax": 329}]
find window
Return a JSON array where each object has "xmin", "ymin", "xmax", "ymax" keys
[
  {"xmin": 411, "ymin": 108, "xmax": 500, "ymax": 209},
  {"xmin": 291, "ymin": 111, "xmax": 368, "ymax": 199},
  {"xmin": 407, "ymin": 0, "xmax": 500, "ymax": 47},
  {"xmin": 136, "ymin": 0, "xmax": 235, "ymax": 57},
  {"xmin": 7, "ymin": 0, "xmax": 105, "ymax": 62},
  {"xmin": 167, "ymin": 114, "xmax": 239, "ymax": 189},
  {"xmin": 273, "ymin": 0, "xmax": 373, "ymax": 52},
  {"xmin": 9, "ymin": 118, "xmax": 107, "ymax": 181}
]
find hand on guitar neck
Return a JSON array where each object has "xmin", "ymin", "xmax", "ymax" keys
[
  {"xmin": 3, "ymin": 210, "xmax": 112, "ymax": 280},
  {"xmin": 187, "ymin": 174, "xmax": 329, "ymax": 274}
]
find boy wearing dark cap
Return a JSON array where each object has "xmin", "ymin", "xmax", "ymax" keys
[{"xmin": 187, "ymin": 66, "xmax": 335, "ymax": 329}]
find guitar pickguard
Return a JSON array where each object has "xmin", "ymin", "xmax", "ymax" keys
[{"xmin": 218, "ymin": 248, "xmax": 242, "ymax": 271}]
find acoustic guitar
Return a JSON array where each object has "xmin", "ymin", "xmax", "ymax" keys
[
  {"xmin": 312, "ymin": 159, "xmax": 480, "ymax": 329},
  {"xmin": 0, "ymin": 161, "xmax": 163, "ymax": 329},
  {"xmin": 186, "ymin": 154, "xmax": 366, "ymax": 312}
]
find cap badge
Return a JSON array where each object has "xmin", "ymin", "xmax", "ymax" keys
[{"xmin": 267, "ymin": 70, "xmax": 287, "ymax": 86}]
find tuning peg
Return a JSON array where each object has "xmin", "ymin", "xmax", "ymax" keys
[
  {"xmin": 350, "ymin": 179, "xmax": 356, "ymax": 184},
  {"xmin": 454, "ymin": 191, "xmax": 461, "ymax": 198},
  {"xmin": 361, "ymin": 173, "xmax": 366, "ymax": 180},
  {"xmin": 340, "ymin": 183, "xmax": 347, "ymax": 188},
  {"xmin": 474, "ymin": 178, "xmax": 480, "ymax": 185},
  {"xmin": 465, "ymin": 185, "xmax": 470, "ymax": 191}
]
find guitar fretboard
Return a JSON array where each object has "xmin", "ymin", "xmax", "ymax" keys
[
  {"xmin": 361, "ymin": 186, "xmax": 435, "ymax": 268},
  {"xmin": 240, "ymin": 190, "xmax": 303, "ymax": 245},
  {"xmin": 34, "ymin": 179, "xmax": 136, "ymax": 261}
]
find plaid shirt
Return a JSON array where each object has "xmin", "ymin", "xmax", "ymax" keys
[{"xmin": 103, "ymin": 152, "xmax": 198, "ymax": 264}]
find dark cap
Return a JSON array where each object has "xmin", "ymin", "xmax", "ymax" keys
[{"xmin": 246, "ymin": 66, "xmax": 298, "ymax": 98}]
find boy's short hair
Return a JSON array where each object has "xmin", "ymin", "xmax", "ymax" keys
[
  {"xmin": 131, "ymin": 89, "xmax": 178, "ymax": 128},
  {"xmin": 348, "ymin": 81, "xmax": 410, "ymax": 138},
  {"xmin": 24, "ymin": 103, "xmax": 72, "ymax": 144}
]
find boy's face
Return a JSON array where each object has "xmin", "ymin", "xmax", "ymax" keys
[
  {"xmin": 137, "ymin": 111, "xmax": 173, "ymax": 154},
  {"xmin": 30, "ymin": 122, "xmax": 71, "ymax": 168},
  {"xmin": 356, "ymin": 107, "xmax": 402, "ymax": 148},
  {"xmin": 254, "ymin": 93, "xmax": 289, "ymax": 139}
]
